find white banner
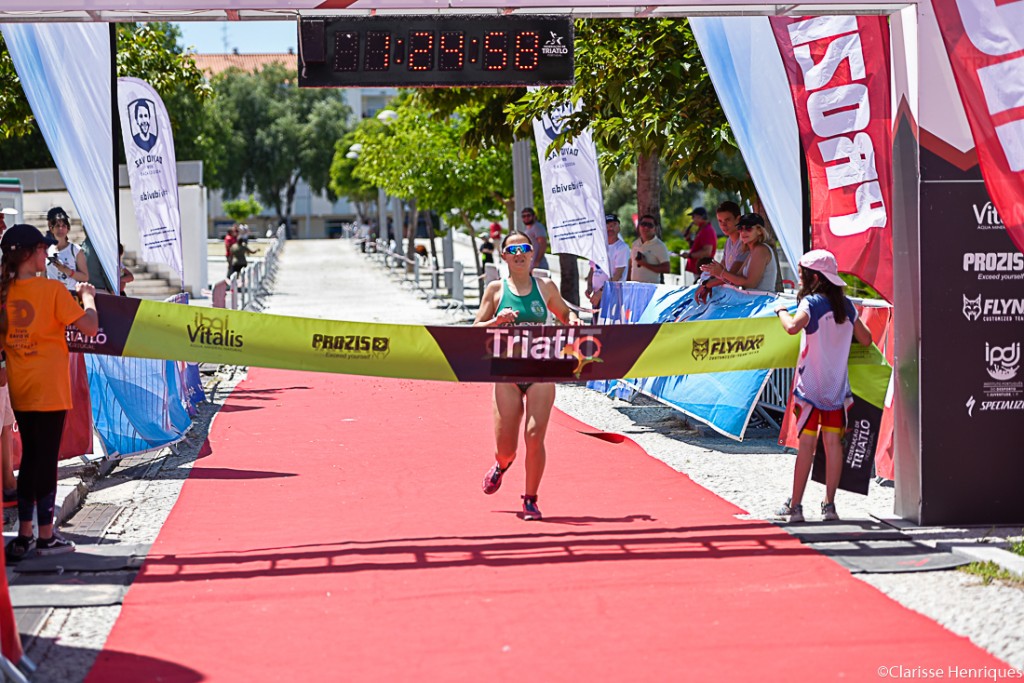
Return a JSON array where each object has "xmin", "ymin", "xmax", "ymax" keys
[
  {"xmin": 532, "ymin": 101, "xmax": 608, "ymax": 276},
  {"xmin": 1, "ymin": 23, "xmax": 119, "ymax": 292},
  {"xmin": 117, "ymin": 77, "xmax": 184, "ymax": 284}
]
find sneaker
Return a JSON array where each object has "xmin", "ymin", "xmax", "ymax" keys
[
  {"xmin": 821, "ymin": 501, "xmax": 840, "ymax": 522},
  {"xmin": 774, "ymin": 498, "xmax": 804, "ymax": 523},
  {"xmin": 521, "ymin": 495, "xmax": 542, "ymax": 521},
  {"xmin": 482, "ymin": 462, "xmax": 506, "ymax": 495},
  {"xmin": 36, "ymin": 532, "xmax": 75, "ymax": 557},
  {"xmin": 5, "ymin": 535, "xmax": 35, "ymax": 563}
]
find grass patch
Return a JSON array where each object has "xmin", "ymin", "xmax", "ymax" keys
[
  {"xmin": 959, "ymin": 560, "xmax": 1024, "ymax": 587},
  {"xmin": 1010, "ymin": 535, "xmax": 1024, "ymax": 558}
]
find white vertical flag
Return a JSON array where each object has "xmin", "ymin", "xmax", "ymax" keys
[
  {"xmin": 117, "ymin": 77, "xmax": 184, "ymax": 285},
  {"xmin": 532, "ymin": 101, "xmax": 609, "ymax": 276}
]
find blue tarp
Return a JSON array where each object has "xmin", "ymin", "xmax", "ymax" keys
[{"xmin": 589, "ymin": 282, "xmax": 779, "ymax": 441}]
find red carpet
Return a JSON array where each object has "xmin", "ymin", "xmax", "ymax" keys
[{"xmin": 89, "ymin": 370, "xmax": 1004, "ymax": 682}]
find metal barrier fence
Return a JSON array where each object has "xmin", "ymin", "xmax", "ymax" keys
[{"xmin": 213, "ymin": 225, "xmax": 286, "ymax": 310}]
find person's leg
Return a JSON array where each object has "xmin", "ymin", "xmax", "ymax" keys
[
  {"xmin": 821, "ymin": 430, "xmax": 845, "ymax": 505},
  {"xmin": 28, "ymin": 411, "xmax": 66, "ymax": 541},
  {"xmin": 1, "ymin": 424, "xmax": 14, "ymax": 493},
  {"xmin": 493, "ymin": 383, "xmax": 525, "ymax": 469},
  {"xmin": 790, "ymin": 430, "xmax": 819, "ymax": 507},
  {"xmin": 522, "ymin": 384, "xmax": 556, "ymax": 497},
  {"xmin": 12, "ymin": 410, "xmax": 40, "ymax": 539}
]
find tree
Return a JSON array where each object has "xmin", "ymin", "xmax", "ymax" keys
[
  {"xmin": 222, "ymin": 194, "xmax": 263, "ymax": 224},
  {"xmin": 328, "ymin": 131, "xmax": 380, "ymax": 225},
  {"xmin": 0, "ymin": 24, "xmax": 222, "ymax": 175},
  {"xmin": 506, "ymin": 18, "xmax": 751, "ymax": 223},
  {"xmin": 343, "ymin": 97, "xmax": 513, "ymax": 292},
  {"xmin": 211, "ymin": 63, "xmax": 351, "ymax": 235}
]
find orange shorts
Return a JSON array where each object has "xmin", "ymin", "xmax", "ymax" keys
[{"xmin": 800, "ymin": 407, "xmax": 846, "ymax": 436}]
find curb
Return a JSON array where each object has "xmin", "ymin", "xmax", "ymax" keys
[{"xmin": 936, "ymin": 543, "xmax": 1024, "ymax": 578}]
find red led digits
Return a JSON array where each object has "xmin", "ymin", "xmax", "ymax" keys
[
  {"xmin": 364, "ymin": 31, "xmax": 391, "ymax": 71},
  {"xmin": 469, "ymin": 37, "xmax": 479, "ymax": 64},
  {"xmin": 514, "ymin": 31, "xmax": 540, "ymax": 71},
  {"xmin": 408, "ymin": 31, "xmax": 435, "ymax": 71},
  {"xmin": 333, "ymin": 32, "xmax": 359, "ymax": 72},
  {"xmin": 482, "ymin": 31, "xmax": 508, "ymax": 71},
  {"xmin": 439, "ymin": 31, "xmax": 465, "ymax": 71}
]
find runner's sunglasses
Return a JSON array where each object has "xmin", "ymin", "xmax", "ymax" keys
[{"xmin": 503, "ymin": 244, "xmax": 533, "ymax": 256}]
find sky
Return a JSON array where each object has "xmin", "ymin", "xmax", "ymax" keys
[{"xmin": 174, "ymin": 21, "xmax": 297, "ymax": 54}]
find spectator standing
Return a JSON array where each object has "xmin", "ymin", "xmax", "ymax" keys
[
  {"xmin": 696, "ymin": 201, "xmax": 746, "ymax": 303},
  {"xmin": 629, "ymin": 214, "xmax": 671, "ymax": 284},
  {"xmin": 45, "ymin": 207, "xmax": 89, "ymax": 290},
  {"xmin": 681, "ymin": 207, "xmax": 717, "ymax": 284},
  {"xmin": 118, "ymin": 243, "xmax": 135, "ymax": 296},
  {"xmin": 0, "ymin": 207, "xmax": 17, "ymax": 508},
  {"xmin": 701, "ymin": 213, "xmax": 779, "ymax": 292},
  {"xmin": 519, "ymin": 207, "xmax": 550, "ymax": 271},
  {"xmin": 475, "ymin": 231, "xmax": 581, "ymax": 521},
  {"xmin": 772, "ymin": 250, "xmax": 872, "ymax": 522},
  {"xmin": 585, "ymin": 214, "xmax": 630, "ymax": 309},
  {"xmin": 479, "ymin": 234, "xmax": 495, "ymax": 265},
  {"xmin": 2, "ymin": 224, "xmax": 100, "ymax": 560},
  {"xmin": 224, "ymin": 224, "xmax": 239, "ymax": 277}
]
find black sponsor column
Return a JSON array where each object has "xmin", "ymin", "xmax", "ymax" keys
[{"xmin": 917, "ymin": 148, "xmax": 1024, "ymax": 524}]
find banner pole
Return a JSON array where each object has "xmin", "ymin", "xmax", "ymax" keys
[{"xmin": 110, "ymin": 23, "xmax": 120, "ymax": 250}]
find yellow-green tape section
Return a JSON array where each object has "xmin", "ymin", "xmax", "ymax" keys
[{"xmin": 123, "ymin": 302, "xmax": 458, "ymax": 382}]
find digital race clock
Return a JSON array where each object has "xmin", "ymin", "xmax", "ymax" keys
[{"xmin": 298, "ymin": 16, "xmax": 574, "ymax": 88}]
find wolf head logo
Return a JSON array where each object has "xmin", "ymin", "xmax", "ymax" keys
[
  {"xmin": 692, "ymin": 338, "xmax": 709, "ymax": 362},
  {"xmin": 963, "ymin": 294, "xmax": 982, "ymax": 321}
]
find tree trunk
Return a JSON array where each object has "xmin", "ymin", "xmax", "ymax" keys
[
  {"xmin": 425, "ymin": 211, "xmax": 439, "ymax": 266},
  {"xmin": 460, "ymin": 212, "xmax": 485, "ymax": 298},
  {"xmin": 405, "ymin": 198, "xmax": 418, "ymax": 274},
  {"xmin": 558, "ymin": 253, "xmax": 580, "ymax": 307},
  {"xmin": 636, "ymin": 152, "xmax": 661, "ymax": 232}
]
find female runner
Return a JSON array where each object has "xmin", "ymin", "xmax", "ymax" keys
[{"xmin": 474, "ymin": 231, "xmax": 581, "ymax": 521}]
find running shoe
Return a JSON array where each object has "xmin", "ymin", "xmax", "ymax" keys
[
  {"xmin": 821, "ymin": 501, "xmax": 840, "ymax": 522},
  {"xmin": 37, "ymin": 532, "xmax": 76, "ymax": 557},
  {"xmin": 521, "ymin": 495, "xmax": 542, "ymax": 521},
  {"xmin": 5, "ymin": 535, "xmax": 35, "ymax": 563},
  {"xmin": 482, "ymin": 462, "xmax": 506, "ymax": 495},
  {"xmin": 774, "ymin": 498, "xmax": 804, "ymax": 523}
]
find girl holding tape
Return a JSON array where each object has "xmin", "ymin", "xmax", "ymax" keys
[
  {"xmin": 773, "ymin": 250, "xmax": 872, "ymax": 523},
  {"xmin": 474, "ymin": 231, "xmax": 581, "ymax": 521},
  {"xmin": 1, "ymin": 224, "xmax": 99, "ymax": 560}
]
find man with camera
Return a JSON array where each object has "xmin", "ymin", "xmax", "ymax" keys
[{"xmin": 629, "ymin": 214, "xmax": 671, "ymax": 284}]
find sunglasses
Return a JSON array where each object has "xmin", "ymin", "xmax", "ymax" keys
[
  {"xmin": 638, "ymin": 222, "xmax": 655, "ymax": 228},
  {"xmin": 503, "ymin": 243, "xmax": 533, "ymax": 256}
]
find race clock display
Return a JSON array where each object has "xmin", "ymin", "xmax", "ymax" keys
[{"xmin": 298, "ymin": 16, "xmax": 573, "ymax": 88}]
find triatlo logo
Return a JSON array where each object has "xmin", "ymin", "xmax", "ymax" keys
[
  {"xmin": 542, "ymin": 31, "xmax": 569, "ymax": 57},
  {"xmin": 485, "ymin": 326, "xmax": 602, "ymax": 377},
  {"xmin": 985, "ymin": 342, "xmax": 1020, "ymax": 381}
]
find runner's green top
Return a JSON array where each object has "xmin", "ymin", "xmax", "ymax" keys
[{"xmin": 498, "ymin": 277, "xmax": 549, "ymax": 323}]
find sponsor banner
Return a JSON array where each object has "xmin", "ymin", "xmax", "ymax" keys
[
  {"xmin": 810, "ymin": 397, "xmax": 881, "ymax": 495},
  {"xmin": 931, "ymin": 0, "xmax": 1024, "ymax": 254},
  {"xmin": 69, "ymin": 294, "xmax": 889, "ymax": 383},
  {"xmin": 586, "ymin": 280, "xmax": 660, "ymax": 396},
  {"xmin": 770, "ymin": 15, "xmax": 894, "ymax": 301},
  {"xmin": 532, "ymin": 99, "xmax": 608, "ymax": 276},
  {"xmin": 118, "ymin": 77, "xmax": 184, "ymax": 283}
]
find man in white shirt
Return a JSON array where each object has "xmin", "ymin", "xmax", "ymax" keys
[
  {"xmin": 629, "ymin": 214, "xmax": 671, "ymax": 283},
  {"xmin": 586, "ymin": 213, "xmax": 631, "ymax": 308}
]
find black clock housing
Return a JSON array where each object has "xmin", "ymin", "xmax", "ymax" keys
[{"xmin": 298, "ymin": 15, "xmax": 574, "ymax": 88}]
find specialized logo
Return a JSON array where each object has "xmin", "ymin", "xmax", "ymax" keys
[
  {"xmin": 986, "ymin": 342, "xmax": 1020, "ymax": 381},
  {"xmin": 485, "ymin": 326, "xmax": 602, "ymax": 378},
  {"xmin": 692, "ymin": 335, "xmax": 765, "ymax": 362},
  {"xmin": 972, "ymin": 202, "xmax": 1004, "ymax": 231},
  {"xmin": 311, "ymin": 333, "xmax": 390, "ymax": 359},
  {"xmin": 966, "ymin": 395, "xmax": 975, "ymax": 418},
  {"xmin": 128, "ymin": 98, "xmax": 159, "ymax": 153},
  {"xmin": 962, "ymin": 293, "xmax": 1024, "ymax": 322},
  {"xmin": 187, "ymin": 311, "xmax": 243, "ymax": 349},
  {"xmin": 542, "ymin": 31, "xmax": 569, "ymax": 57}
]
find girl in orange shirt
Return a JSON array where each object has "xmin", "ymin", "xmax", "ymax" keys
[{"xmin": 1, "ymin": 224, "xmax": 98, "ymax": 561}]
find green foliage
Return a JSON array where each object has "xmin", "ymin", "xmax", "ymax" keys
[
  {"xmin": 211, "ymin": 62, "xmax": 351, "ymax": 222},
  {"xmin": 506, "ymin": 18, "xmax": 752, "ymax": 196},
  {"xmin": 959, "ymin": 561, "xmax": 1024, "ymax": 586},
  {"xmin": 222, "ymin": 194, "xmax": 263, "ymax": 223},
  {"xmin": 0, "ymin": 32, "xmax": 35, "ymax": 141}
]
